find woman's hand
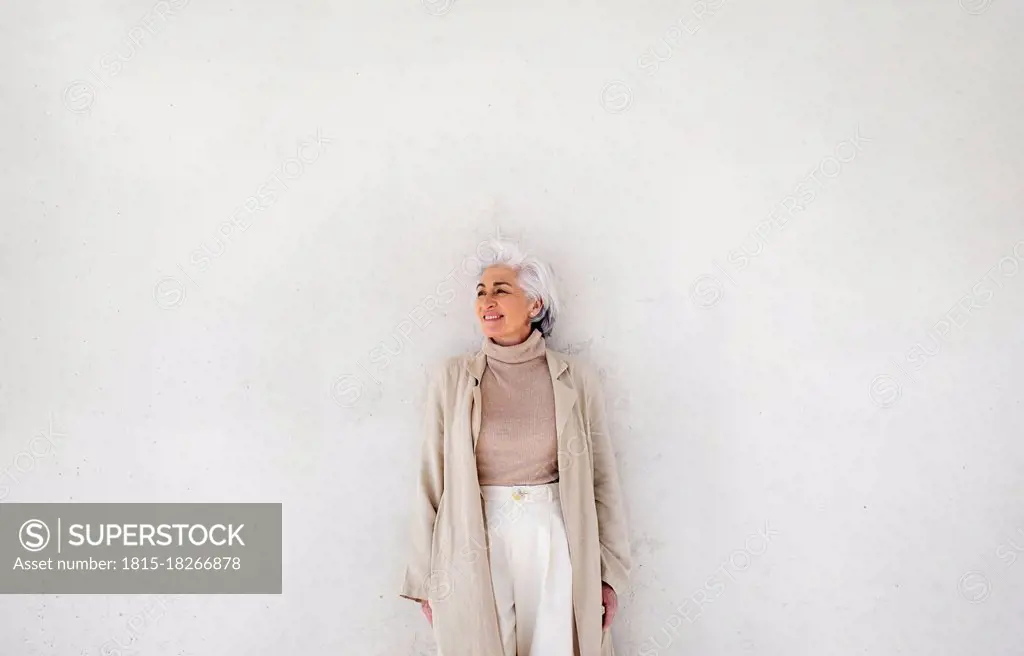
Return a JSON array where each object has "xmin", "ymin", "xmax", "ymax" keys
[
  {"xmin": 419, "ymin": 599, "xmax": 433, "ymax": 626},
  {"xmin": 601, "ymin": 582, "xmax": 618, "ymax": 630}
]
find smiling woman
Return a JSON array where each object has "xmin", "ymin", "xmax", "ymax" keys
[
  {"xmin": 399, "ymin": 236, "xmax": 631, "ymax": 656},
  {"xmin": 475, "ymin": 263, "xmax": 555, "ymax": 345}
]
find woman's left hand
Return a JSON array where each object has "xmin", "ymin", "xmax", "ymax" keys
[{"xmin": 601, "ymin": 582, "xmax": 618, "ymax": 630}]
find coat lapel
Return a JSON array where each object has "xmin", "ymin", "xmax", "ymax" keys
[
  {"xmin": 466, "ymin": 345, "xmax": 578, "ymax": 452},
  {"xmin": 545, "ymin": 348, "xmax": 578, "ymax": 443},
  {"xmin": 468, "ymin": 351, "xmax": 485, "ymax": 451}
]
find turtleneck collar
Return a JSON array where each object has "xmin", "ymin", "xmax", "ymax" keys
[{"xmin": 481, "ymin": 327, "xmax": 546, "ymax": 364}]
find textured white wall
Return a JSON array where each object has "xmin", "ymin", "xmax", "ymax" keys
[{"xmin": 2, "ymin": 0, "xmax": 1023, "ymax": 653}]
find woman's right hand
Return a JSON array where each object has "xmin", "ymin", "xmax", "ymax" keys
[{"xmin": 419, "ymin": 599, "xmax": 433, "ymax": 626}]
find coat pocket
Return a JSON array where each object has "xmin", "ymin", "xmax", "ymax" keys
[
  {"xmin": 426, "ymin": 495, "xmax": 455, "ymax": 601},
  {"xmin": 430, "ymin": 494, "xmax": 451, "ymax": 562}
]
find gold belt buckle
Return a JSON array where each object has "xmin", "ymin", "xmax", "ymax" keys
[{"xmin": 512, "ymin": 488, "xmax": 524, "ymax": 501}]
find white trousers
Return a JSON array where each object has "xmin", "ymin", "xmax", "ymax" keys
[{"xmin": 440, "ymin": 482, "xmax": 575, "ymax": 656}]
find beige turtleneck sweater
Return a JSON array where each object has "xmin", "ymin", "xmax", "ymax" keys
[{"xmin": 475, "ymin": 327, "xmax": 559, "ymax": 486}]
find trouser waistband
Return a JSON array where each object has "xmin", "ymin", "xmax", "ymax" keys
[{"xmin": 480, "ymin": 482, "xmax": 559, "ymax": 502}]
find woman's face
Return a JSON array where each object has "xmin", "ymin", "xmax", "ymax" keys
[{"xmin": 476, "ymin": 265, "xmax": 542, "ymax": 344}]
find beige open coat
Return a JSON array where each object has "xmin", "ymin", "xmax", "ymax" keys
[{"xmin": 399, "ymin": 344, "xmax": 632, "ymax": 656}]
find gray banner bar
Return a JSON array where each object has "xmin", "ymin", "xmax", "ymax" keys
[{"xmin": 0, "ymin": 503, "xmax": 281, "ymax": 593}]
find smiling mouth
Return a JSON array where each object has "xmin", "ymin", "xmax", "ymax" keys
[{"xmin": 482, "ymin": 313, "xmax": 503, "ymax": 321}]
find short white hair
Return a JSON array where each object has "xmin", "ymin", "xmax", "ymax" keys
[{"xmin": 472, "ymin": 236, "xmax": 561, "ymax": 338}]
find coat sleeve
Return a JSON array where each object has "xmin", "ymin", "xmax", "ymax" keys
[
  {"xmin": 398, "ymin": 361, "xmax": 448, "ymax": 603},
  {"xmin": 581, "ymin": 362, "xmax": 632, "ymax": 598}
]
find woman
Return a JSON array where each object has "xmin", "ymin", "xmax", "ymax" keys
[{"xmin": 399, "ymin": 237, "xmax": 631, "ymax": 656}]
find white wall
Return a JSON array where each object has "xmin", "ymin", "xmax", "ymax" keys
[{"xmin": 2, "ymin": 0, "xmax": 1023, "ymax": 653}]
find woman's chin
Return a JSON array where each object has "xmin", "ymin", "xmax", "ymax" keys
[{"xmin": 480, "ymin": 320, "xmax": 504, "ymax": 337}]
